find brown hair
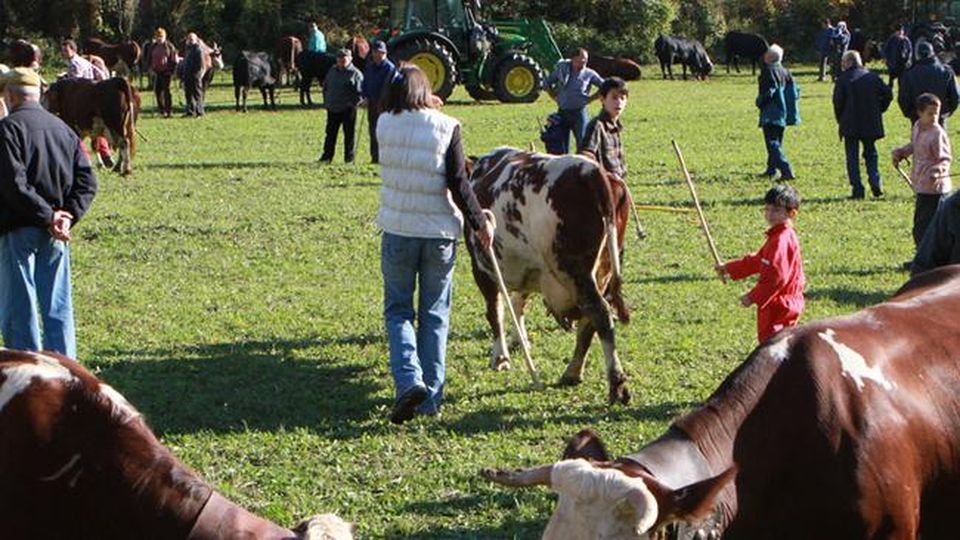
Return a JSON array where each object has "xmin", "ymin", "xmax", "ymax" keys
[
  {"xmin": 916, "ymin": 92, "xmax": 941, "ymax": 113},
  {"xmin": 380, "ymin": 64, "xmax": 433, "ymax": 114}
]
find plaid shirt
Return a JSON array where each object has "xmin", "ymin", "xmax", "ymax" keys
[{"xmin": 580, "ymin": 111, "xmax": 626, "ymax": 178}]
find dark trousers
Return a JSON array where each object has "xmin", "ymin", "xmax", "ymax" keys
[
  {"xmin": 818, "ymin": 53, "xmax": 829, "ymax": 80},
  {"xmin": 844, "ymin": 137, "xmax": 881, "ymax": 197},
  {"xmin": 154, "ymin": 72, "xmax": 173, "ymax": 116},
  {"xmin": 762, "ymin": 124, "xmax": 793, "ymax": 177},
  {"xmin": 914, "ymin": 193, "xmax": 945, "ymax": 247},
  {"xmin": 321, "ymin": 108, "xmax": 357, "ymax": 162},
  {"xmin": 558, "ymin": 107, "xmax": 589, "ymax": 154},
  {"xmin": 184, "ymin": 74, "xmax": 204, "ymax": 116},
  {"xmin": 368, "ymin": 107, "xmax": 381, "ymax": 163}
]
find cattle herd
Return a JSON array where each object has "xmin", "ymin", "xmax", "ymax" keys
[{"xmin": 5, "ymin": 24, "xmax": 960, "ymax": 539}]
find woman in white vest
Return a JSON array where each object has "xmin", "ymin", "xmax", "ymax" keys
[{"xmin": 376, "ymin": 65, "xmax": 494, "ymax": 424}]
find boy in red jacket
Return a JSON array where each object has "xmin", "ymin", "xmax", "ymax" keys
[{"xmin": 716, "ymin": 185, "xmax": 805, "ymax": 343}]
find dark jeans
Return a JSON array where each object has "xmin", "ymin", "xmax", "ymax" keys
[
  {"xmin": 844, "ymin": 137, "xmax": 881, "ymax": 197},
  {"xmin": 914, "ymin": 193, "xmax": 945, "ymax": 247},
  {"xmin": 558, "ymin": 107, "xmax": 589, "ymax": 154},
  {"xmin": 368, "ymin": 107, "xmax": 381, "ymax": 163},
  {"xmin": 818, "ymin": 53, "xmax": 829, "ymax": 80},
  {"xmin": 321, "ymin": 108, "xmax": 357, "ymax": 162},
  {"xmin": 184, "ymin": 74, "xmax": 204, "ymax": 116},
  {"xmin": 154, "ymin": 72, "xmax": 173, "ymax": 116},
  {"xmin": 762, "ymin": 124, "xmax": 793, "ymax": 177}
]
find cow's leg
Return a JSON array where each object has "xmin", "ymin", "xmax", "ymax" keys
[
  {"xmin": 109, "ymin": 129, "xmax": 131, "ymax": 176},
  {"xmin": 234, "ymin": 85, "xmax": 241, "ymax": 111},
  {"xmin": 559, "ymin": 317, "xmax": 594, "ymax": 386},
  {"xmin": 474, "ymin": 266, "xmax": 510, "ymax": 371},
  {"xmin": 682, "ymin": 63, "xmax": 689, "ymax": 80},
  {"xmin": 574, "ymin": 273, "xmax": 629, "ymax": 405},
  {"xmin": 507, "ymin": 292, "xmax": 529, "ymax": 350}
]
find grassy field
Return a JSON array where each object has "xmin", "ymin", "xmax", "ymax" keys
[{"xmin": 41, "ymin": 63, "xmax": 922, "ymax": 537}]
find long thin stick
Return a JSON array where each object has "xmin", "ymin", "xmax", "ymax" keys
[
  {"xmin": 895, "ymin": 164, "xmax": 914, "ymax": 188},
  {"xmin": 635, "ymin": 204, "xmax": 695, "ymax": 214},
  {"xmin": 483, "ymin": 211, "xmax": 542, "ymax": 388},
  {"xmin": 672, "ymin": 140, "xmax": 725, "ymax": 281}
]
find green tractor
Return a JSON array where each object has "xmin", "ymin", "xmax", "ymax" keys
[{"xmin": 374, "ymin": 0, "xmax": 562, "ymax": 102}]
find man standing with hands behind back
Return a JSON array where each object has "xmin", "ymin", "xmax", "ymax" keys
[
  {"xmin": 0, "ymin": 68, "xmax": 98, "ymax": 358},
  {"xmin": 543, "ymin": 48, "xmax": 604, "ymax": 154}
]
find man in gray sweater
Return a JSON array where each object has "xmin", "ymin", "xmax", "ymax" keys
[{"xmin": 320, "ymin": 49, "xmax": 364, "ymax": 163}]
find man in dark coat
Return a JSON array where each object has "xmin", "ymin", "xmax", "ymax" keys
[
  {"xmin": 898, "ymin": 40, "xmax": 959, "ymax": 126},
  {"xmin": 181, "ymin": 32, "xmax": 206, "ymax": 117},
  {"xmin": 361, "ymin": 40, "xmax": 396, "ymax": 164},
  {"xmin": 816, "ymin": 19, "xmax": 835, "ymax": 81},
  {"xmin": 882, "ymin": 26, "xmax": 912, "ymax": 88},
  {"xmin": 912, "ymin": 190, "xmax": 960, "ymax": 275},
  {"xmin": 320, "ymin": 49, "xmax": 363, "ymax": 163},
  {"xmin": 834, "ymin": 50, "xmax": 893, "ymax": 199}
]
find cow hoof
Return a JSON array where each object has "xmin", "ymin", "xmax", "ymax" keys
[
  {"xmin": 557, "ymin": 373, "xmax": 583, "ymax": 387},
  {"xmin": 608, "ymin": 376, "xmax": 631, "ymax": 405},
  {"xmin": 490, "ymin": 356, "xmax": 511, "ymax": 371}
]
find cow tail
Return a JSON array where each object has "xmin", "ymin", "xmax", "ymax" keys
[
  {"xmin": 122, "ymin": 79, "xmax": 136, "ymax": 158},
  {"xmin": 590, "ymin": 165, "xmax": 630, "ymax": 323}
]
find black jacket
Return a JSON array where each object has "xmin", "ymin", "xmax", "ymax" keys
[
  {"xmin": 913, "ymin": 190, "xmax": 960, "ymax": 275},
  {"xmin": 898, "ymin": 57, "xmax": 960, "ymax": 122},
  {"xmin": 0, "ymin": 102, "xmax": 97, "ymax": 235},
  {"xmin": 833, "ymin": 67, "xmax": 892, "ymax": 140},
  {"xmin": 882, "ymin": 34, "xmax": 912, "ymax": 77}
]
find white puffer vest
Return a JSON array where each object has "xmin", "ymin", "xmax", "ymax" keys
[{"xmin": 376, "ymin": 108, "xmax": 463, "ymax": 239}]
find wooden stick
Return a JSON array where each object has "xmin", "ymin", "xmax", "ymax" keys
[
  {"xmin": 635, "ymin": 204, "xmax": 695, "ymax": 214},
  {"xmin": 895, "ymin": 164, "xmax": 914, "ymax": 188},
  {"xmin": 672, "ymin": 140, "xmax": 725, "ymax": 282}
]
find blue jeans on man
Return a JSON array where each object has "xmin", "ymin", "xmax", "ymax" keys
[
  {"xmin": 558, "ymin": 107, "xmax": 590, "ymax": 154},
  {"xmin": 381, "ymin": 232, "xmax": 456, "ymax": 416},
  {"xmin": 762, "ymin": 124, "xmax": 794, "ymax": 178},
  {"xmin": 0, "ymin": 227, "xmax": 76, "ymax": 358},
  {"xmin": 844, "ymin": 137, "xmax": 882, "ymax": 198}
]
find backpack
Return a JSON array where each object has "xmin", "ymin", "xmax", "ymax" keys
[{"xmin": 540, "ymin": 113, "xmax": 566, "ymax": 154}]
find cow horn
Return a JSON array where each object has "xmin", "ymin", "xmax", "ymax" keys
[{"xmin": 480, "ymin": 465, "xmax": 552, "ymax": 487}]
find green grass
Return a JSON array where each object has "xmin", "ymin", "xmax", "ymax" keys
[{"xmin": 39, "ymin": 65, "xmax": 921, "ymax": 537}]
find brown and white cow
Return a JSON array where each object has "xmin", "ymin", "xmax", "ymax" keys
[
  {"xmin": 43, "ymin": 76, "xmax": 139, "ymax": 175},
  {"xmin": 82, "ymin": 38, "xmax": 141, "ymax": 78},
  {"xmin": 465, "ymin": 148, "xmax": 632, "ymax": 404},
  {"xmin": 484, "ymin": 265, "xmax": 960, "ymax": 539},
  {"xmin": 0, "ymin": 348, "xmax": 354, "ymax": 539},
  {"xmin": 277, "ymin": 36, "xmax": 303, "ymax": 87}
]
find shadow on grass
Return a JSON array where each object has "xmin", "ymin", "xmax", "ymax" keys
[
  {"xmin": 805, "ymin": 286, "xmax": 890, "ymax": 308},
  {"xmin": 89, "ymin": 336, "xmax": 384, "ymax": 437}
]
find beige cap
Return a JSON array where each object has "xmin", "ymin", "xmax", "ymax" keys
[{"xmin": 0, "ymin": 67, "xmax": 42, "ymax": 92}]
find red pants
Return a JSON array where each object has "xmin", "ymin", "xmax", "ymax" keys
[{"xmin": 757, "ymin": 298, "xmax": 803, "ymax": 343}]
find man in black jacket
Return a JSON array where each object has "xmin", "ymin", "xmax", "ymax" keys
[
  {"xmin": 0, "ymin": 68, "xmax": 98, "ymax": 358},
  {"xmin": 898, "ymin": 40, "xmax": 959, "ymax": 126},
  {"xmin": 882, "ymin": 26, "xmax": 912, "ymax": 88},
  {"xmin": 181, "ymin": 32, "xmax": 206, "ymax": 117},
  {"xmin": 834, "ymin": 50, "xmax": 893, "ymax": 199}
]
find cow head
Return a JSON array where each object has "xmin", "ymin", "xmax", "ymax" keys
[
  {"xmin": 482, "ymin": 429, "xmax": 733, "ymax": 539},
  {"xmin": 293, "ymin": 513, "xmax": 356, "ymax": 539}
]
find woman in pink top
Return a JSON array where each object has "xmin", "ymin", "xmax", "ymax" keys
[{"xmin": 893, "ymin": 93, "xmax": 952, "ymax": 251}]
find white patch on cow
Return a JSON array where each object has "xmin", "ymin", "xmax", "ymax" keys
[
  {"xmin": 764, "ymin": 334, "xmax": 792, "ymax": 363},
  {"xmin": 0, "ymin": 354, "xmax": 75, "ymax": 413},
  {"xmin": 40, "ymin": 453, "xmax": 81, "ymax": 482},
  {"xmin": 818, "ymin": 329, "xmax": 894, "ymax": 392},
  {"xmin": 99, "ymin": 383, "xmax": 140, "ymax": 422}
]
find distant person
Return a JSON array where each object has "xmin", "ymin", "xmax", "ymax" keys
[
  {"xmin": 361, "ymin": 40, "xmax": 396, "ymax": 164},
  {"xmin": 912, "ymin": 190, "xmax": 960, "ymax": 275},
  {"xmin": 816, "ymin": 18, "xmax": 835, "ymax": 81},
  {"xmin": 320, "ymin": 49, "xmax": 363, "ymax": 163},
  {"xmin": 756, "ymin": 44, "xmax": 799, "ymax": 180},
  {"xmin": 148, "ymin": 27, "xmax": 178, "ymax": 118},
  {"xmin": 580, "ymin": 77, "xmax": 628, "ymax": 180},
  {"xmin": 882, "ymin": 25, "xmax": 913, "ymax": 88},
  {"xmin": 543, "ymin": 48, "xmax": 605, "ymax": 153},
  {"xmin": 60, "ymin": 39, "xmax": 112, "ymax": 167},
  {"xmin": 375, "ymin": 65, "xmax": 494, "ymax": 424},
  {"xmin": 0, "ymin": 68, "xmax": 98, "ymax": 358},
  {"xmin": 893, "ymin": 93, "xmax": 952, "ymax": 262},
  {"xmin": 181, "ymin": 32, "xmax": 207, "ymax": 117},
  {"xmin": 716, "ymin": 185, "xmax": 805, "ymax": 344},
  {"xmin": 898, "ymin": 40, "xmax": 959, "ymax": 127},
  {"xmin": 306, "ymin": 22, "xmax": 327, "ymax": 54},
  {"xmin": 833, "ymin": 50, "xmax": 893, "ymax": 199}
]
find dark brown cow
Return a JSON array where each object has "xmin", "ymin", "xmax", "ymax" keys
[
  {"xmin": 464, "ymin": 148, "xmax": 631, "ymax": 404},
  {"xmin": 588, "ymin": 53, "xmax": 642, "ymax": 80},
  {"xmin": 82, "ymin": 38, "xmax": 141, "ymax": 77},
  {"xmin": 0, "ymin": 349, "xmax": 354, "ymax": 539},
  {"xmin": 484, "ymin": 265, "xmax": 960, "ymax": 539},
  {"xmin": 276, "ymin": 36, "xmax": 303, "ymax": 87},
  {"xmin": 44, "ymin": 77, "xmax": 138, "ymax": 175}
]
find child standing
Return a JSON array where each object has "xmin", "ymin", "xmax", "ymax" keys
[
  {"xmin": 580, "ymin": 77, "xmax": 628, "ymax": 180},
  {"xmin": 716, "ymin": 185, "xmax": 805, "ymax": 343},
  {"xmin": 892, "ymin": 93, "xmax": 952, "ymax": 254}
]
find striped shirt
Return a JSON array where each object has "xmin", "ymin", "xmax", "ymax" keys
[{"xmin": 580, "ymin": 110, "xmax": 626, "ymax": 178}]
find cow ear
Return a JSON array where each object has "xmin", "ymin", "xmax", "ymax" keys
[
  {"xmin": 648, "ymin": 467, "xmax": 736, "ymax": 525},
  {"xmin": 562, "ymin": 428, "xmax": 611, "ymax": 461},
  {"xmin": 465, "ymin": 156, "xmax": 476, "ymax": 177}
]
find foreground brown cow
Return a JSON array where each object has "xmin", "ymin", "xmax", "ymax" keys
[
  {"xmin": 588, "ymin": 53, "xmax": 642, "ymax": 80},
  {"xmin": 0, "ymin": 348, "xmax": 354, "ymax": 539},
  {"xmin": 465, "ymin": 148, "xmax": 631, "ymax": 404},
  {"xmin": 277, "ymin": 36, "xmax": 303, "ymax": 87},
  {"xmin": 484, "ymin": 265, "xmax": 960, "ymax": 539},
  {"xmin": 82, "ymin": 38, "xmax": 141, "ymax": 77},
  {"xmin": 44, "ymin": 77, "xmax": 138, "ymax": 175}
]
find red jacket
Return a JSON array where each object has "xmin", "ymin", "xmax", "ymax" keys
[{"xmin": 726, "ymin": 222, "xmax": 805, "ymax": 309}]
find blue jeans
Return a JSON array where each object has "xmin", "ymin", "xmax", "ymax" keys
[
  {"xmin": 762, "ymin": 124, "xmax": 793, "ymax": 177},
  {"xmin": 0, "ymin": 227, "xmax": 76, "ymax": 357},
  {"xmin": 844, "ymin": 137, "xmax": 881, "ymax": 196},
  {"xmin": 559, "ymin": 107, "xmax": 589, "ymax": 154},
  {"xmin": 381, "ymin": 232, "xmax": 456, "ymax": 414}
]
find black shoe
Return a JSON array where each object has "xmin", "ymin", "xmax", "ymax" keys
[
  {"xmin": 779, "ymin": 174, "xmax": 796, "ymax": 181},
  {"xmin": 317, "ymin": 156, "xmax": 332, "ymax": 163},
  {"xmin": 389, "ymin": 386, "xmax": 427, "ymax": 425},
  {"xmin": 871, "ymin": 188, "xmax": 884, "ymax": 198},
  {"xmin": 759, "ymin": 170, "xmax": 777, "ymax": 178}
]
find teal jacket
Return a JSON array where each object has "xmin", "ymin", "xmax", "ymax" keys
[
  {"xmin": 307, "ymin": 29, "xmax": 326, "ymax": 53},
  {"xmin": 756, "ymin": 62, "xmax": 800, "ymax": 127}
]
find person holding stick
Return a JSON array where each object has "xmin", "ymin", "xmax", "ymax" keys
[{"xmin": 715, "ymin": 185, "xmax": 805, "ymax": 343}]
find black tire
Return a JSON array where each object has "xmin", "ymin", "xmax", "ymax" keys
[
  {"xmin": 392, "ymin": 38, "xmax": 458, "ymax": 100},
  {"xmin": 465, "ymin": 83, "xmax": 496, "ymax": 101},
  {"xmin": 493, "ymin": 53, "xmax": 544, "ymax": 103}
]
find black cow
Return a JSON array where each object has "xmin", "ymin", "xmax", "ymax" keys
[
  {"xmin": 655, "ymin": 34, "xmax": 713, "ymax": 80},
  {"xmin": 295, "ymin": 50, "xmax": 336, "ymax": 106},
  {"xmin": 233, "ymin": 51, "xmax": 276, "ymax": 112},
  {"xmin": 724, "ymin": 31, "xmax": 768, "ymax": 75}
]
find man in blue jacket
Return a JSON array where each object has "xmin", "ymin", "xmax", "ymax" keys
[
  {"xmin": 0, "ymin": 68, "xmax": 98, "ymax": 358},
  {"xmin": 834, "ymin": 50, "xmax": 893, "ymax": 199},
  {"xmin": 898, "ymin": 40, "xmax": 960, "ymax": 127},
  {"xmin": 757, "ymin": 44, "xmax": 799, "ymax": 180},
  {"xmin": 543, "ymin": 49, "xmax": 605, "ymax": 153},
  {"xmin": 361, "ymin": 40, "xmax": 396, "ymax": 164},
  {"xmin": 816, "ymin": 19, "xmax": 835, "ymax": 81}
]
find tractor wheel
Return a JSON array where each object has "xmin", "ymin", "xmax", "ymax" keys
[
  {"xmin": 493, "ymin": 53, "xmax": 543, "ymax": 103},
  {"xmin": 393, "ymin": 39, "xmax": 458, "ymax": 100},
  {"xmin": 465, "ymin": 83, "xmax": 496, "ymax": 101}
]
